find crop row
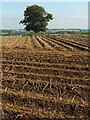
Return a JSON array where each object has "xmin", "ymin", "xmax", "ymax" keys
[
  {"xmin": 2, "ymin": 77, "xmax": 88, "ymax": 106},
  {"xmin": 2, "ymin": 35, "xmax": 89, "ymax": 119},
  {"xmin": 2, "ymin": 87, "xmax": 89, "ymax": 119},
  {"xmin": 53, "ymin": 34, "xmax": 88, "ymax": 47},
  {"xmin": 2, "ymin": 70, "xmax": 88, "ymax": 86},
  {"xmin": 43, "ymin": 36, "xmax": 75, "ymax": 51},
  {"xmin": 2, "ymin": 63, "xmax": 88, "ymax": 77},
  {"xmin": 39, "ymin": 36, "xmax": 67, "ymax": 51},
  {"xmin": 46, "ymin": 35, "xmax": 88, "ymax": 51},
  {"xmin": 2, "ymin": 35, "xmax": 88, "ymax": 52},
  {"xmin": 2, "ymin": 52, "xmax": 88, "ymax": 65},
  {"xmin": 1, "ymin": 59, "xmax": 88, "ymax": 71}
]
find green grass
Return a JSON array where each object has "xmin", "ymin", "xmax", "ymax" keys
[
  {"xmin": 78, "ymin": 32, "xmax": 90, "ymax": 35},
  {"xmin": 0, "ymin": 32, "xmax": 8, "ymax": 35}
]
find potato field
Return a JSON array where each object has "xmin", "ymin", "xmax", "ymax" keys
[{"xmin": 1, "ymin": 34, "xmax": 89, "ymax": 119}]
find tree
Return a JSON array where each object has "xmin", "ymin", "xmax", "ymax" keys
[{"xmin": 20, "ymin": 5, "xmax": 53, "ymax": 33}]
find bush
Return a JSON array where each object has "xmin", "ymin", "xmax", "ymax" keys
[{"xmin": 23, "ymin": 32, "xmax": 45, "ymax": 37}]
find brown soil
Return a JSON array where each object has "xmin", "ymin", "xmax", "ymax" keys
[{"xmin": 1, "ymin": 34, "xmax": 89, "ymax": 119}]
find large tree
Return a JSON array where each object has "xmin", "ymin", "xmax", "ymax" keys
[{"xmin": 20, "ymin": 5, "xmax": 53, "ymax": 33}]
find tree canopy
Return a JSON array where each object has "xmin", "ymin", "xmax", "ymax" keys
[{"xmin": 20, "ymin": 5, "xmax": 53, "ymax": 33}]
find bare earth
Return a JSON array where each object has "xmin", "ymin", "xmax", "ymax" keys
[{"xmin": 1, "ymin": 34, "xmax": 89, "ymax": 119}]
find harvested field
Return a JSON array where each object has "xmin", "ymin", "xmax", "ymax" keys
[{"xmin": 1, "ymin": 34, "xmax": 89, "ymax": 119}]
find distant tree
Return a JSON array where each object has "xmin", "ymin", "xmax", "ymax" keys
[{"xmin": 20, "ymin": 5, "xmax": 53, "ymax": 33}]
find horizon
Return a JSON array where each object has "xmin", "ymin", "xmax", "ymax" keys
[
  {"xmin": 2, "ymin": 2, "xmax": 88, "ymax": 29},
  {"xmin": 0, "ymin": 28, "xmax": 88, "ymax": 30}
]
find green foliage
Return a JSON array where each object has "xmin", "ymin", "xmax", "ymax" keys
[
  {"xmin": 46, "ymin": 30, "xmax": 79, "ymax": 34},
  {"xmin": 23, "ymin": 32, "xmax": 45, "ymax": 37},
  {"xmin": 20, "ymin": 5, "xmax": 53, "ymax": 33},
  {"xmin": 0, "ymin": 30, "xmax": 26, "ymax": 36},
  {"xmin": 78, "ymin": 32, "xmax": 90, "ymax": 35}
]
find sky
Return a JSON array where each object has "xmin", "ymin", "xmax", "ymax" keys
[
  {"xmin": 0, "ymin": 0, "xmax": 89, "ymax": 2},
  {"xmin": 1, "ymin": 2, "xmax": 88, "ymax": 29}
]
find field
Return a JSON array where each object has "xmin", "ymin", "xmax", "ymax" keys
[{"xmin": 1, "ymin": 34, "xmax": 89, "ymax": 119}]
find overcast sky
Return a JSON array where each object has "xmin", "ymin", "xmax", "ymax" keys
[{"xmin": 2, "ymin": 2, "xmax": 88, "ymax": 29}]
